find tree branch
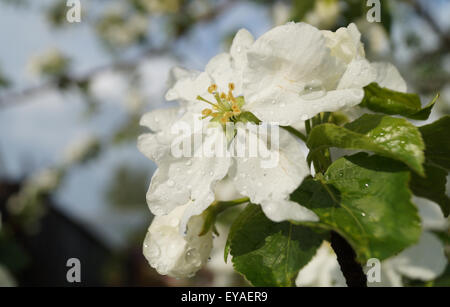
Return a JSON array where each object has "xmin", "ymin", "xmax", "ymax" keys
[{"xmin": 330, "ymin": 231, "xmax": 367, "ymax": 287}]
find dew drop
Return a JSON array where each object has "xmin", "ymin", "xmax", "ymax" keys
[
  {"xmin": 185, "ymin": 248, "xmax": 200, "ymax": 266},
  {"xmin": 299, "ymin": 80, "xmax": 326, "ymax": 100},
  {"xmin": 361, "ymin": 212, "xmax": 366, "ymax": 217}
]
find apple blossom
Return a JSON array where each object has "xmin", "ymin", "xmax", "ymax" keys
[{"xmin": 143, "ymin": 203, "xmax": 213, "ymax": 278}]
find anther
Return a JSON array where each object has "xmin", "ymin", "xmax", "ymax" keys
[
  {"xmin": 202, "ymin": 109, "xmax": 212, "ymax": 116},
  {"xmin": 208, "ymin": 84, "xmax": 217, "ymax": 94}
]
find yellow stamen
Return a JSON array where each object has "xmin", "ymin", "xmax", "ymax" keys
[
  {"xmin": 231, "ymin": 103, "xmax": 241, "ymax": 115},
  {"xmin": 228, "ymin": 92, "xmax": 236, "ymax": 103},
  {"xmin": 228, "ymin": 83, "xmax": 235, "ymax": 91},
  {"xmin": 202, "ymin": 108, "xmax": 212, "ymax": 116},
  {"xmin": 208, "ymin": 84, "xmax": 217, "ymax": 94},
  {"xmin": 197, "ymin": 95, "xmax": 217, "ymax": 107},
  {"xmin": 220, "ymin": 92, "xmax": 227, "ymax": 100}
]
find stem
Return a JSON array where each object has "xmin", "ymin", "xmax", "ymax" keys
[
  {"xmin": 215, "ymin": 197, "xmax": 250, "ymax": 210},
  {"xmin": 281, "ymin": 126, "xmax": 307, "ymax": 143},
  {"xmin": 330, "ymin": 231, "xmax": 367, "ymax": 287},
  {"xmin": 199, "ymin": 197, "xmax": 249, "ymax": 235},
  {"xmin": 305, "ymin": 120, "xmax": 311, "ymax": 134}
]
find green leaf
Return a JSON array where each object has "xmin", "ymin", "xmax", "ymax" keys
[
  {"xmin": 227, "ymin": 204, "xmax": 325, "ymax": 286},
  {"xmin": 291, "ymin": 153, "xmax": 422, "ymax": 263},
  {"xmin": 307, "ymin": 114, "xmax": 425, "ymax": 175},
  {"xmin": 410, "ymin": 164, "xmax": 450, "ymax": 217},
  {"xmin": 360, "ymin": 83, "xmax": 438, "ymax": 120},
  {"xmin": 419, "ymin": 116, "xmax": 450, "ymax": 171}
]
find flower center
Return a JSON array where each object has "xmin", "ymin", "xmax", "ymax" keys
[{"xmin": 197, "ymin": 83, "xmax": 245, "ymax": 124}]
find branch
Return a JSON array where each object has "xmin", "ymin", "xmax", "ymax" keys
[{"xmin": 330, "ymin": 231, "xmax": 367, "ymax": 287}]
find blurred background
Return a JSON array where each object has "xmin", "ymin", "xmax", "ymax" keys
[{"xmin": 0, "ymin": 0, "xmax": 449, "ymax": 286}]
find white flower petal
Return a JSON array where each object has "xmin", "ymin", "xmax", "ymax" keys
[
  {"xmin": 139, "ymin": 107, "xmax": 181, "ymax": 132},
  {"xmin": 143, "ymin": 204, "xmax": 213, "ymax": 278},
  {"xmin": 205, "ymin": 53, "xmax": 236, "ymax": 92},
  {"xmin": 230, "ymin": 28, "xmax": 254, "ymax": 91},
  {"xmin": 415, "ymin": 197, "xmax": 448, "ymax": 231},
  {"xmin": 167, "ymin": 66, "xmax": 191, "ymax": 89},
  {"xmin": 261, "ymin": 199, "xmax": 318, "ymax": 223},
  {"xmin": 371, "ymin": 62, "xmax": 407, "ymax": 92},
  {"xmin": 165, "ymin": 70, "xmax": 211, "ymax": 102},
  {"xmin": 247, "ymin": 87, "xmax": 363, "ymax": 124},
  {"xmin": 139, "ymin": 112, "xmax": 231, "ymax": 219},
  {"xmin": 321, "ymin": 23, "xmax": 365, "ymax": 63},
  {"xmin": 296, "ymin": 242, "xmax": 345, "ymax": 287},
  {"xmin": 244, "ymin": 22, "xmax": 350, "ymax": 124},
  {"xmin": 214, "ymin": 176, "xmax": 243, "ymax": 202},
  {"xmin": 230, "ymin": 125, "xmax": 310, "ymax": 203},
  {"xmin": 392, "ymin": 231, "xmax": 447, "ymax": 281},
  {"xmin": 337, "ymin": 59, "xmax": 377, "ymax": 90}
]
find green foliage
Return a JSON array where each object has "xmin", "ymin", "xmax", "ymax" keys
[
  {"xmin": 360, "ymin": 83, "xmax": 438, "ymax": 120},
  {"xmin": 409, "ymin": 116, "xmax": 450, "ymax": 217},
  {"xmin": 419, "ymin": 116, "xmax": 450, "ymax": 171},
  {"xmin": 291, "ymin": 153, "xmax": 422, "ymax": 263},
  {"xmin": 227, "ymin": 204, "xmax": 325, "ymax": 286},
  {"xmin": 307, "ymin": 114, "xmax": 425, "ymax": 175},
  {"xmin": 410, "ymin": 164, "xmax": 449, "ymax": 217}
]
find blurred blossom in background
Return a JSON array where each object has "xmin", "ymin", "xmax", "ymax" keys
[{"xmin": 0, "ymin": 0, "xmax": 448, "ymax": 286}]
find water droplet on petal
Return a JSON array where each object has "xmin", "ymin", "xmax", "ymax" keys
[
  {"xmin": 299, "ymin": 80, "xmax": 326, "ymax": 100},
  {"xmin": 185, "ymin": 248, "xmax": 201, "ymax": 266}
]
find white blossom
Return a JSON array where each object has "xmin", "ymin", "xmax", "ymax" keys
[
  {"xmin": 242, "ymin": 22, "xmax": 406, "ymax": 126},
  {"xmin": 143, "ymin": 203, "xmax": 213, "ymax": 279},
  {"xmin": 369, "ymin": 198, "xmax": 448, "ymax": 287},
  {"xmin": 296, "ymin": 242, "xmax": 346, "ymax": 287},
  {"xmin": 139, "ymin": 29, "xmax": 318, "ymax": 230}
]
